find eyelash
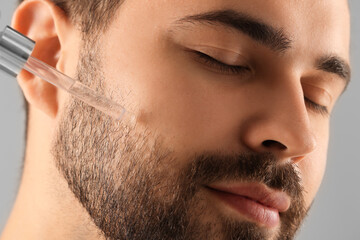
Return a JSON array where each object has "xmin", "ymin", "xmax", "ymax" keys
[
  {"xmin": 304, "ymin": 98, "xmax": 329, "ymax": 116},
  {"xmin": 192, "ymin": 51, "xmax": 250, "ymax": 75},
  {"xmin": 191, "ymin": 50, "xmax": 329, "ymax": 117}
]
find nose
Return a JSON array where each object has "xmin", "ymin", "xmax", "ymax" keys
[{"xmin": 240, "ymin": 82, "xmax": 317, "ymax": 164}]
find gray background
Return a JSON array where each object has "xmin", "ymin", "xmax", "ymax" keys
[{"xmin": 0, "ymin": 1, "xmax": 359, "ymax": 239}]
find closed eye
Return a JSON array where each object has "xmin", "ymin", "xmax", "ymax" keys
[
  {"xmin": 189, "ymin": 50, "xmax": 329, "ymax": 117},
  {"xmin": 304, "ymin": 97, "xmax": 329, "ymax": 117},
  {"xmin": 190, "ymin": 50, "xmax": 250, "ymax": 75}
]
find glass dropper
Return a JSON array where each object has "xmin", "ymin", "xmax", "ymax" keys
[{"xmin": 0, "ymin": 26, "xmax": 128, "ymax": 121}]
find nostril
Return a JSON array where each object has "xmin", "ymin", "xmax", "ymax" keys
[{"xmin": 262, "ymin": 140, "xmax": 287, "ymax": 151}]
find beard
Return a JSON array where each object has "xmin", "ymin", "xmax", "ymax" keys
[{"xmin": 51, "ymin": 39, "xmax": 308, "ymax": 240}]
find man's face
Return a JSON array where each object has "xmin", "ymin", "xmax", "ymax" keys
[{"xmin": 52, "ymin": 0, "xmax": 350, "ymax": 239}]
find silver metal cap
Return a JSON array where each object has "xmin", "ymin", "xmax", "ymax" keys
[{"xmin": 0, "ymin": 26, "xmax": 35, "ymax": 77}]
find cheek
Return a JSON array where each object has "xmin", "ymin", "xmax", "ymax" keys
[
  {"xmin": 298, "ymin": 123, "xmax": 329, "ymax": 208},
  {"xmin": 103, "ymin": 44, "xmax": 203, "ymax": 152},
  {"xmin": 102, "ymin": 29, "xmax": 248, "ymax": 154}
]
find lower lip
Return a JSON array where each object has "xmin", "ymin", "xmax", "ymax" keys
[{"xmin": 207, "ymin": 187, "xmax": 280, "ymax": 228}]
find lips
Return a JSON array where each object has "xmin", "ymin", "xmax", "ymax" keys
[{"xmin": 206, "ymin": 183, "xmax": 291, "ymax": 228}]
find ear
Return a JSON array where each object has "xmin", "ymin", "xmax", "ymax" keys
[{"xmin": 11, "ymin": 0, "xmax": 75, "ymax": 118}]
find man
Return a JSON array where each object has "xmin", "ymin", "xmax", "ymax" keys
[{"xmin": 0, "ymin": 0, "xmax": 351, "ymax": 239}]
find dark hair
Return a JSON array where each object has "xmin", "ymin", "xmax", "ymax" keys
[
  {"xmin": 18, "ymin": 0, "xmax": 124, "ymax": 154},
  {"xmin": 19, "ymin": 0, "xmax": 124, "ymax": 35}
]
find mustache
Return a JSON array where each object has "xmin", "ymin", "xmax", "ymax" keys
[{"xmin": 182, "ymin": 151, "xmax": 303, "ymax": 199}]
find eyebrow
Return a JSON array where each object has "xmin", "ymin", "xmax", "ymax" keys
[
  {"xmin": 175, "ymin": 9, "xmax": 292, "ymax": 53},
  {"xmin": 175, "ymin": 9, "xmax": 351, "ymax": 89},
  {"xmin": 317, "ymin": 55, "xmax": 351, "ymax": 90}
]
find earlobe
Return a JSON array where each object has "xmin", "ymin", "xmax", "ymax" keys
[{"xmin": 11, "ymin": 0, "xmax": 70, "ymax": 118}]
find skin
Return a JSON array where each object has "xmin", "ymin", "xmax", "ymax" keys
[{"xmin": 0, "ymin": 0, "xmax": 350, "ymax": 239}]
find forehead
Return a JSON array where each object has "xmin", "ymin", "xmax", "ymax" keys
[{"xmin": 116, "ymin": 0, "xmax": 350, "ymax": 60}]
